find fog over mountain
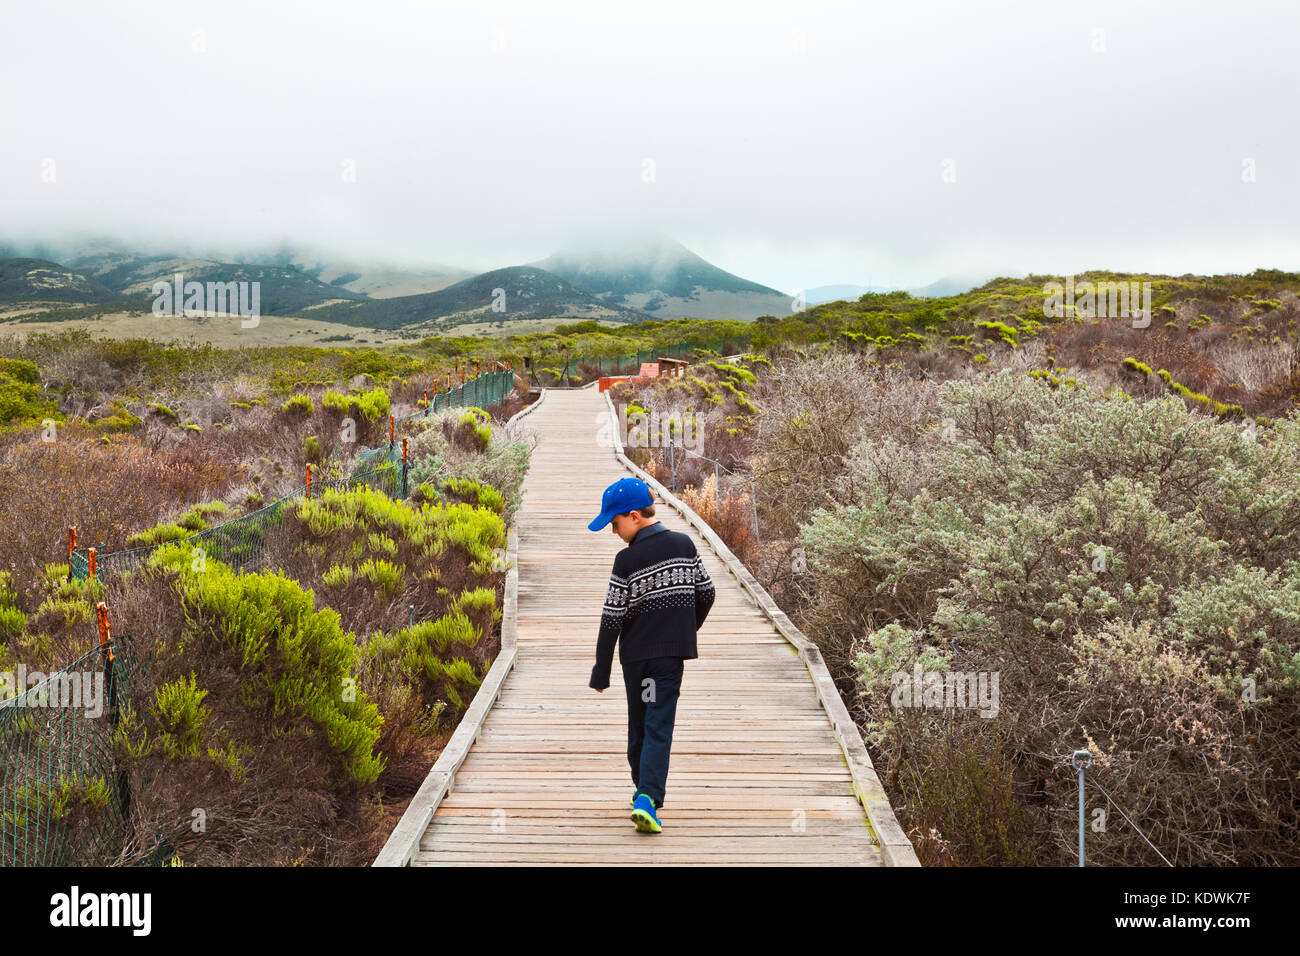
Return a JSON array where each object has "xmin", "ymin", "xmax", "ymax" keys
[{"xmin": 2, "ymin": 1, "xmax": 1298, "ymax": 293}]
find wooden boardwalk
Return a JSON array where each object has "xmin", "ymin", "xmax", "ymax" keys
[{"xmin": 403, "ymin": 386, "xmax": 904, "ymax": 866}]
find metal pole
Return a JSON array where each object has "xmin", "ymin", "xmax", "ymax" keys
[
  {"xmin": 1073, "ymin": 749, "xmax": 1091, "ymax": 867},
  {"xmin": 1078, "ymin": 764, "xmax": 1085, "ymax": 867},
  {"xmin": 669, "ymin": 436, "xmax": 675, "ymax": 491}
]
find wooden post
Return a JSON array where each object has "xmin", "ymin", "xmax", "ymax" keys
[
  {"xmin": 88, "ymin": 547, "xmax": 97, "ymax": 582},
  {"xmin": 95, "ymin": 601, "xmax": 114, "ymax": 663},
  {"xmin": 389, "ymin": 414, "xmax": 395, "ymax": 447},
  {"xmin": 461, "ymin": 365, "xmax": 466, "ymax": 384},
  {"xmin": 306, "ymin": 463, "xmax": 312, "ymax": 500},
  {"xmin": 423, "ymin": 389, "xmax": 429, "ymax": 407},
  {"xmin": 67, "ymin": 525, "xmax": 76, "ymax": 564}
]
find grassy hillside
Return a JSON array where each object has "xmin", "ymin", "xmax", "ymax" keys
[
  {"xmin": 0, "ymin": 258, "xmax": 124, "ymax": 306},
  {"xmin": 305, "ymin": 265, "xmax": 652, "ymax": 331},
  {"xmin": 751, "ymin": 270, "xmax": 1300, "ymax": 419},
  {"xmin": 68, "ymin": 254, "xmax": 367, "ymax": 315}
]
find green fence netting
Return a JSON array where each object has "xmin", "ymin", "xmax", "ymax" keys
[
  {"xmin": 0, "ymin": 639, "xmax": 138, "ymax": 866},
  {"xmin": 4, "ymin": 369, "xmax": 514, "ymax": 867}
]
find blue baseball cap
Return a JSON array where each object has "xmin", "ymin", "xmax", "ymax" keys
[{"xmin": 588, "ymin": 478, "xmax": 653, "ymax": 531}]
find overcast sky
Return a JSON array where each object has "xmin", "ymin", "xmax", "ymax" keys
[{"xmin": 3, "ymin": 0, "xmax": 1298, "ymax": 292}]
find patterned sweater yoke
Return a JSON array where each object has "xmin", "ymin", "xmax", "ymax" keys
[{"xmin": 589, "ymin": 521, "xmax": 716, "ymax": 690}]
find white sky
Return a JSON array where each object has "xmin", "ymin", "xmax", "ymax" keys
[{"xmin": 3, "ymin": 0, "xmax": 1298, "ymax": 293}]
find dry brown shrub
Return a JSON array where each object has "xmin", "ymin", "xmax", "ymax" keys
[
  {"xmin": 679, "ymin": 473, "xmax": 755, "ymax": 564},
  {"xmin": 0, "ymin": 427, "xmax": 238, "ymax": 597}
]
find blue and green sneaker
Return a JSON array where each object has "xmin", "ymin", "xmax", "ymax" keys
[{"xmin": 631, "ymin": 793, "xmax": 662, "ymax": 833}]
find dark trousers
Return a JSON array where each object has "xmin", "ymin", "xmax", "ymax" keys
[{"xmin": 620, "ymin": 656, "xmax": 684, "ymax": 809}]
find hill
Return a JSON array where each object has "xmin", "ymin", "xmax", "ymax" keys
[
  {"xmin": 534, "ymin": 236, "xmax": 793, "ymax": 321},
  {"xmin": 68, "ymin": 253, "xmax": 366, "ymax": 315},
  {"xmin": 0, "ymin": 258, "xmax": 124, "ymax": 306},
  {"xmin": 288, "ymin": 254, "xmax": 473, "ymax": 299},
  {"xmin": 305, "ymin": 265, "xmax": 652, "ymax": 332}
]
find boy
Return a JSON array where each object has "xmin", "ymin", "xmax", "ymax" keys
[{"xmin": 587, "ymin": 477, "xmax": 715, "ymax": 833}]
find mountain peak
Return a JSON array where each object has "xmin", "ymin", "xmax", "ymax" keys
[{"xmin": 531, "ymin": 235, "xmax": 790, "ymax": 319}]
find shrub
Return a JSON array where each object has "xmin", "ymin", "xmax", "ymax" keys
[
  {"xmin": 0, "ymin": 358, "xmax": 61, "ymax": 426},
  {"xmin": 144, "ymin": 541, "xmax": 385, "ymax": 787},
  {"xmin": 280, "ymin": 394, "xmax": 314, "ymax": 416},
  {"xmin": 795, "ymin": 370, "xmax": 1300, "ymax": 865},
  {"xmin": 407, "ymin": 408, "xmax": 534, "ymax": 525},
  {"xmin": 440, "ymin": 477, "xmax": 505, "ymax": 514},
  {"xmin": 323, "ymin": 387, "xmax": 390, "ymax": 423}
]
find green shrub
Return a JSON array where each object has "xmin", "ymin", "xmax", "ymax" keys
[
  {"xmin": 126, "ymin": 523, "xmax": 190, "ymax": 547},
  {"xmin": 976, "ymin": 321, "xmax": 1019, "ymax": 347},
  {"xmin": 145, "ymin": 542, "xmax": 385, "ymax": 787},
  {"xmin": 154, "ymin": 672, "xmax": 211, "ymax": 758},
  {"xmin": 92, "ymin": 401, "xmax": 141, "ymax": 434},
  {"xmin": 0, "ymin": 359, "xmax": 62, "ymax": 426},
  {"xmin": 441, "ymin": 477, "xmax": 505, "ymax": 513},
  {"xmin": 705, "ymin": 361, "xmax": 757, "ymax": 385},
  {"xmin": 280, "ymin": 394, "xmax": 314, "ymax": 416},
  {"xmin": 796, "ymin": 370, "xmax": 1300, "ymax": 865},
  {"xmin": 0, "ymin": 604, "xmax": 27, "ymax": 638},
  {"xmin": 322, "ymin": 387, "xmax": 390, "ymax": 422}
]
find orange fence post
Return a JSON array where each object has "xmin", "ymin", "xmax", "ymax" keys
[
  {"xmin": 461, "ymin": 365, "xmax": 466, "ymax": 384},
  {"xmin": 95, "ymin": 601, "xmax": 114, "ymax": 663},
  {"xmin": 67, "ymin": 525, "xmax": 76, "ymax": 563},
  {"xmin": 88, "ymin": 547, "xmax": 97, "ymax": 581},
  {"xmin": 305, "ymin": 463, "xmax": 312, "ymax": 500},
  {"xmin": 423, "ymin": 389, "xmax": 429, "ymax": 407},
  {"xmin": 389, "ymin": 414, "xmax": 395, "ymax": 447}
]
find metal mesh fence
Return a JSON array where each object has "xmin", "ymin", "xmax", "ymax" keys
[
  {"xmin": 0, "ymin": 639, "xmax": 137, "ymax": 866},
  {"xmin": 5, "ymin": 369, "xmax": 513, "ymax": 867}
]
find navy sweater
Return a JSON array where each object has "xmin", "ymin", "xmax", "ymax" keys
[{"xmin": 589, "ymin": 521, "xmax": 716, "ymax": 690}]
